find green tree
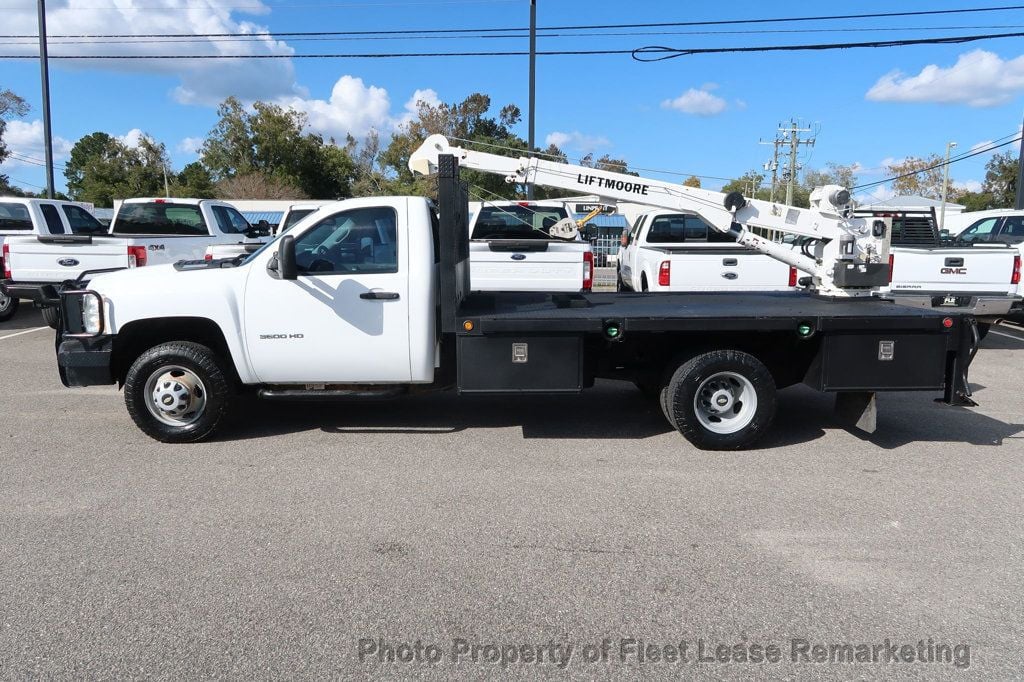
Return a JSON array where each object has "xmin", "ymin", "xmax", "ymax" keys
[
  {"xmin": 979, "ymin": 150, "xmax": 1018, "ymax": 208},
  {"xmin": 64, "ymin": 132, "xmax": 170, "ymax": 206},
  {"xmin": 171, "ymin": 162, "xmax": 216, "ymax": 198},
  {"xmin": 200, "ymin": 97, "xmax": 354, "ymax": 199},
  {"xmin": 0, "ymin": 88, "xmax": 30, "ymax": 191},
  {"xmin": 683, "ymin": 175, "xmax": 701, "ymax": 188},
  {"xmin": 886, "ymin": 155, "xmax": 948, "ymax": 199},
  {"xmin": 804, "ymin": 162, "xmax": 859, "ymax": 191}
]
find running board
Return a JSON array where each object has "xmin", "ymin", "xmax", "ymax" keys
[{"xmin": 258, "ymin": 386, "xmax": 407, "ymax": 401}]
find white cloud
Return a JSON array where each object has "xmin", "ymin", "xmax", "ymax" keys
[
  {"xmin": 279, "ymin": 76, "xmax": 439, "ymax": 143},
  {"xmin": 661, "ymin": 84, "xmax": 728, "ymax": 116},
  {"xmin": 177, "ymin": 136, "xmax": 204, "ymax": 155},
  {"xmin": 118, "ymin": 128, "xmax": 146, "ymax": 148},
  {"xmin": 959, "ymin": 179, "xmax": 984, "ymax": 193},
  {"xmin": 2, "ymin": 0, "xmax": 300, "ymax": 106},
  {"xmin": 545, "ymin": 130, "xmax": 610, "ymax": 152},
  {"xmin": 0, "ymin": 119, "xmax": 72, "ymax": 170},
  {"xmin": 866, "ymin": 50, "xmax": 1024, "ymax": 107}
]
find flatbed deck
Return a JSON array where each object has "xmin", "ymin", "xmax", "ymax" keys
[{"xmin": 459, "ymin": 291, "xmax": 963, "ymax": 334}]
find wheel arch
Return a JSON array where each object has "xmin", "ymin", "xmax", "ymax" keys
[{"xmin": 111, "ymin": 316, "xmax": 244, "ymax": 386}]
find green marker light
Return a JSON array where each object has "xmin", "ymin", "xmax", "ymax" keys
[{"xmin": 797, "ymin": 323, "xmax": 813, "ymax": 338}]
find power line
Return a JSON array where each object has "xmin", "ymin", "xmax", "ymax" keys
[
  {"xmin": 853, "ymin": 136, "xmax": 1023, "ymax": 191},
  {"xmin": 632, "ymin": 30, "xmax": 1024, "ymax": 61},
  {"xmin": 0, "ymin": 0, "xmax": 517, "ymax": 11},
  {"xmin": 4, "ymin": 30, "xmax": 1024, "ymax": 59},
  {"xmin": 4, "ymin": 24, "xmax": 1024, "ymax": 46},
  {"xmin": 3, "ymin": 4, "xmax": 1024, "ymax": 36}
]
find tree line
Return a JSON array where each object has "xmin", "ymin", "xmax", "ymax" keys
[{"xmin": 0, "ymin": 84, "xmax": 1018, "ymax": 211}]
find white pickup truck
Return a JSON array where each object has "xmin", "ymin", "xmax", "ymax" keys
[
  {"xmin": 204, "ymin": 203, "xmax": 327, "ymax": 261},
  {"xmin": 467, "ymin": 200, "xmax": 593, "ymax": 292},
  {"xmin": 0, "ymin": 197, "xmax": 107, "ymax": 321},
  {"xmin": 2, "ymin": 198, "xmax": 270, "ymax": 325},
  {"xmin": 616, "ymin": 209, "xmax": 795, "ymax": 292},
  {"xmin": 864, "ymin": 210, "xmax": 1021, "ymax": 322}
]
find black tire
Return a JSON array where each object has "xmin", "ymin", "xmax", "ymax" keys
[
  {"xmin": 0, "ymin": 293, "xmax": 19, "ymax": 322},
  {"xmin": 665, "ymin": 350, "xmax": 777, "ymax": 450},
  {"xmin": 641, "ymin": 273, "xmax": 649, "ymax": 292},
  {"xmin": 124, "ymin": 341, "xmax": 234, "ymax": 443},
  {"xmin": 42, "ymin": 305, "xmax": 59, "ymax": 329}
]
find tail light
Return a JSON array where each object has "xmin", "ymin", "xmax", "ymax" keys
[
  {"xmin": 204, "ymin": 253, "xmax": 213, "ymax": 262},
  {"xmin": 788, "ymin": 266, "xmax": 797, "ymax": 287},
  {"xmin": 582, "ymin": 251, "xmax": 593, "ymax": 291},
  {"xmin": 127, "ymin": 245, "xmax": 147, "ymax": 268},
  {"xmin": 1013, "ymin": 255, "xmax": 1021, "ymax": 285},
  {"xmin": 2, "ymin": 243, "xmax": 10, "ymax": 279},
  {"xmin": 888, "ymin": 253, "xmax": 895, "ymax": 283},
  {"xmin": 658, "ymin": 260, "xmax": 671, "ymax": 287}
]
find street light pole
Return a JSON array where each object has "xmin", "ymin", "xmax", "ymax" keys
[
  {"xmin": 36, "ymin": 0, "xmax": 55, "ymax": 198},
  {"xmin": 939, "ymin": 141, "xmax": 957, "ymax": 231},
  {"xmin": 526, "ymin": 0, "xmax": 536, "ymax": 200}
]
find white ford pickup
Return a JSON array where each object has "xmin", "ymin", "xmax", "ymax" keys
[
  {"xmin": 0, "ymin": 197, "xmax": 107, "ymax": 321},
  {"xmin": 2, "ymin": 198, "xmax": 269, "ymax": 325},
  {"xmin": 467, "ymin": 200, "xmax": 593, "ymax": 292},
  {"xmin": 616, "ymin": 209, "xmax": 796, "ymax": 292}
]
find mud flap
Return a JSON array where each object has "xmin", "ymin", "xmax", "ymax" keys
[
  {"xmin": 941, "ymin": 317, "xmax": 980, "ymax": 408},
  {"xmin": 835, "ymin": 391, "xmax": 877, "ymax": 433}
]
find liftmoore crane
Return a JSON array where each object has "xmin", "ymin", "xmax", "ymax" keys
[{"xmin": 410, "ymin": 134, "xmax": 892, "ymax": 298}]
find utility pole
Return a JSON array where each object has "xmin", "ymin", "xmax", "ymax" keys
[
  {"xmin": 37, "ymin": 0, "xmax": 55, "ymax": 198},
  {"xmin": 780, "ymin": 120, "xmax": 814, "ymax": 206},
  {"xmin": 759, "ymin": 133, "xmax": 783, "ymax": 202},
  {"xmin": 526, "ymin": 0, "xmax": 536, "ymax": 200},
  {"xmin": 939, "ymin": 141, "xmax": 957, "ymax": 230},
  {"xmin": 162, "ymin": 164, "xmax": 170, "ymax": 198},
  {"xmin": 1016, "ymin": 111, "xmax": 1024, "ymax": 210}
]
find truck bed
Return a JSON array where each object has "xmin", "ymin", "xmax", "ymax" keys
[{"xmin": 459, "ymin": 290, "xmax": 960, "ymax": 333}]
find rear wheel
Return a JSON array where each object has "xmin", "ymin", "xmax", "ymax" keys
[
  {"xmin": 124, "ymin": 341, "xmax": 234, "ymax": 443},
  {"xmin": 42, "ymin": 306, "xmax": 59, "ymax": 329},
  {"xmin": 0, "ymin": 292, "xmax": 18, "ymax": 322},
  {"xmin": 641, "ymin": 273, "xmax": 649, "ymax": 292},
  {"xmin": 665, "ymin": 350, "xmax": 777, "ymax": 450}
]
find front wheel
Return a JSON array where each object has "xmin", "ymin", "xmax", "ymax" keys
[
  {"xmin": 0, "ymin": 292, "xmax": 18, "ymax": 322},
  {"xmin": 665, "ymin": 350, "xmax": 777, "ymax": 450},
  {"xmin": 124, "ymin": 342, "xmax": 234, "ymax": 443},
  {"xmin": 42, "ymin": 306, "xmax": 59, "ymax": 329}
]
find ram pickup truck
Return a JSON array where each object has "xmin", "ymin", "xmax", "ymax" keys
[
  {"xmin": 0, "ymin": 197, "xmax": 106, "ymax": 321},
  {"xmin": 865, "ymin": 209, "xmax": 1021, "ymax": 322},
  {"xmin": 2, "ymin": 198, "xmax": 269, "ymax": 325},
  {"xmin": 617, "ymin": 209, "xmax": 795, "ymax": 292},
  {"xmin": 51, "ymin": 156, "xmax": 978, "ymax": 451},
  {"xmin": 467, "ymin": 200, "xmax": 593, "ymax": 292}
]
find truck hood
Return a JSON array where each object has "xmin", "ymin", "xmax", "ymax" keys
[{"xmin": 88, "ymin": 262, "xmax": 245, "ymax": 299}]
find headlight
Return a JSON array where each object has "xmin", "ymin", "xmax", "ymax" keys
[{"xmin": 82, "ymin": 294, "xmax": 102, "ymax": 334}]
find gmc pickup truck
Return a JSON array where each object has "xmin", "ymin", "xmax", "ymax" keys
[
  {"xmin": 0, "ymin": 197, "xmax": 106, "ymax": 321},
  {"xmin": 2, "ymin": 198, "xmax": 269, "ymax": 326},
  {"xmin": 51, "ymin": 156, "xmax": 978, "ymax": 451},
  {"xmin": 617, "ymin": 209, "xmax": 795, "ymax": 292}
]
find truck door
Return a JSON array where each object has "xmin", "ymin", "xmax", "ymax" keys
[{"xmin": 242, "ymin": 202, "xmax": 412, "ymax": 384}]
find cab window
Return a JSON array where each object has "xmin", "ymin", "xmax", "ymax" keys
[
  {"xmin": 958, "ymin": 218, "xmax": 999, "ymax": 243},
  {"xmin": 0, "ymin": 203, "xmax": 33, "ymax": 231},
  {"xmin": 212, "ymin": 205, "xmax": 251, "ymax": 234},
  {"xmin": 39, "ymin": 204, "xmax": 65, "ymax": 234},
  {"xmin": 997, "ymin": 216, "xmax": 1024, "ymax": 243},
  {"xmin": 62, "ymin": 205, "xmax": 105, "ymax": 234},
  {"xmin": 293, "ymin": 206, "xmax": 398, "ymax": 275}
]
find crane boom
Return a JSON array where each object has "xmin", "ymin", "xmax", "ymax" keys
[{"xmin": 410, "ymin": 134, "xmax": 892, "ymax": 297}]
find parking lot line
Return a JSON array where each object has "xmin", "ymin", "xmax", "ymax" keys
[{"xmin": 0, "ymin": 327, "xmax": 48, "ymax": 342}]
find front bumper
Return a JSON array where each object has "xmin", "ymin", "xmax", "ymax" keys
[
  {"xmin": 886, "ymin": 292, "xmax": 1021, "ymax": 319},
  {"xmin": 57, "ymin": 335, "xmax": 114, "ymax": 387}
]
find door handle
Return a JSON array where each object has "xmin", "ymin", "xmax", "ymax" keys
[
  {"xmin": 722, "ymin": 258, "xmax": 738, "ymax": 266},
  {"xmin": 360, "ymin": 291, "xmax": 400, "ymax": 300}
]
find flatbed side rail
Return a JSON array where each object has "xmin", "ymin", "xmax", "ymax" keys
[{"xmin": 437, "ymin": 154, "xmax": 471, "ymax": 334}]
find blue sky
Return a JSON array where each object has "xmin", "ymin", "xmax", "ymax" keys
[{"xmin": 2, "ymin": 0, "xmax": 1023, "ymax": 201}]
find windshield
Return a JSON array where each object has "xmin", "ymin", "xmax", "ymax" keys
[
  {"xmin": 113, "ymin": 203, "xmax": 208, "ymax": 236},
  {"xmin": 471, "ymin": 205, "xmax": 569, "ymax": 240}
]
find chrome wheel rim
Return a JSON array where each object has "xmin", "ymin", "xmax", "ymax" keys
[
  {"xmin": 144, "ymin": 365, "xmax": 207, "ymax": 427},
  {"xmin": 694, "ymin": 371, "xmax": 757, "ymax": 435}
]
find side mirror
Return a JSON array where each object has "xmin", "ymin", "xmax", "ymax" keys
[
  {"xmin": 278, "ymin": 234, "xmax": 297, "ymax": 280},
  {"xmin": 620, "ymin": 228, "xmax": 631, "ymax": 247},
  {"xmin": 246, "ymin": 220, "xmax": 272, "ymax": 238}
]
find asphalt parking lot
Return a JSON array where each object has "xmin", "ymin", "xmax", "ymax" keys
[{"xmin": 1, "ymin": 306, "xmax": 1023, "ymax": 678}]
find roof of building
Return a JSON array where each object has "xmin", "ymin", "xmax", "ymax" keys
[
  {"xmin": 241, "ymin": 211, "xmax": 285, "ymax": 225},
  {"xmin": 574, "ymin": 214, "xmax": 630, "ymax": 228},
  {"xmin": 859, "ymin": 195, "xmax": 965, "ymax": 210}
]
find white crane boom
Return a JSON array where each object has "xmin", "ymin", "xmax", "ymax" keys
[{"xmin": 409, "ymin": 134, "xmax": 892, "ymax": 297}]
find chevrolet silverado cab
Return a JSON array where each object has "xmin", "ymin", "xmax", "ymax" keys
[
  {"xmin": 0, "ymin": 197, "xmax": 106, "ymax": 321},
  {"xmin": 2, "ymin": 198, "xmax": 269, "ymax": 325},
  {"xmin": 467, "ymin": 200, "xmax": 593, "ymax": 292},
  {"xmin": 617, "ymin": 209, "xmax": 795, "ymax": 292},
  {"xmin": 52, "ymin": 157, "xmax": 978, "ymax": 451}
]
